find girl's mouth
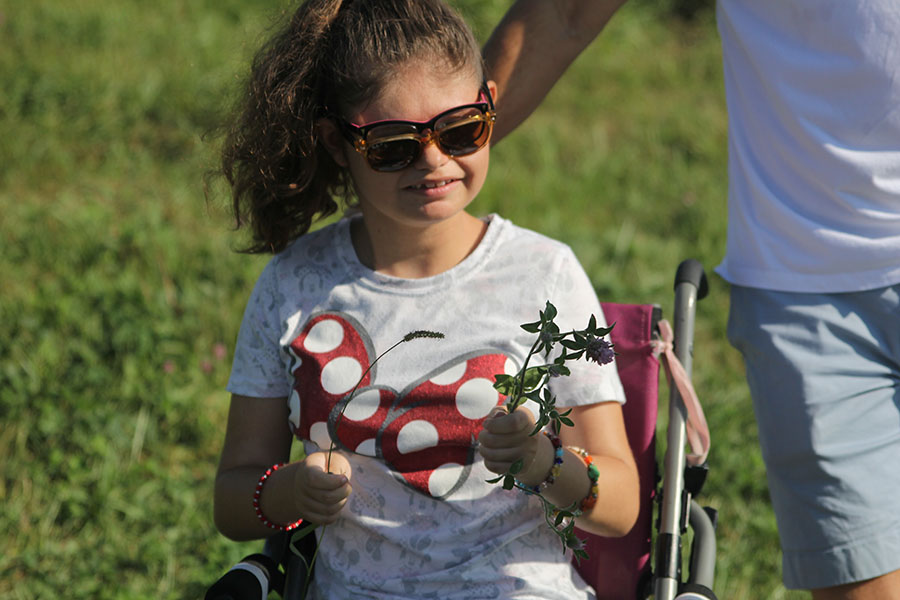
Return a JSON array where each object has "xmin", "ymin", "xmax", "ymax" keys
[{"xmin": 407, "ymin": 179, "xmax": 455, "ymax": 191}]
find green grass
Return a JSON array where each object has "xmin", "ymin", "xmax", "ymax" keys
[{"xmin": 1, "ymin": 1, "xmax": 803, "ymax": 598}]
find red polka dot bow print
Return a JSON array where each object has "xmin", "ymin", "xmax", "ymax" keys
[{"xmin": 289, "ymin": 312, "xmax": 513, "ymax": 499}]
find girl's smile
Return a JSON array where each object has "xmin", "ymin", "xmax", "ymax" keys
[{"xmin": 405, "ymin": 178, "xmax": 459, "ymax": 193}]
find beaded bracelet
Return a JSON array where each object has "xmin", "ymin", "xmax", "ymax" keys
[
  {"xmin": 252, "ymin": 463, "xmax": 304, "ymax": 531},
  {"xmin": 516, "ymin": 431, "xmax": 564, "ymax": 493},
  {"xmin": 567, "ymin": 447, "xmax": 600, "ymax": 513}
]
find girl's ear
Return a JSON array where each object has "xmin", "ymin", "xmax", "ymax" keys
[
  {"xmin": 486, "ymin": 79, "xmax": 498, "ymax": 103},
  {"xmin": 316, "ymin": 118, "xmax": 349, "ymax": 167}
]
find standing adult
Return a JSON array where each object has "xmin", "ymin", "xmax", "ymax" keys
[{"xmin": 484, "ymin": 1, "xmax": 900, "ymax": 598}]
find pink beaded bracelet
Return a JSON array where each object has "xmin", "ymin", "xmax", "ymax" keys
[{"xmin": 252, "ymin": 463, "xmax": 304, "ymax": 531}]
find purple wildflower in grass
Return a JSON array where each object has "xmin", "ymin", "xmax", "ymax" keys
[{"xmin": 585, "ymin": 335, "xmax": 614, "ymax": 365}]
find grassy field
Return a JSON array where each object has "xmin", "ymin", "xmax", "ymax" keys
[{"xmin": 1, "ymin": 1, "xmax": 804, "ymax": 598}]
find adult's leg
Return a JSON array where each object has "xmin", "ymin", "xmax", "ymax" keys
[{"xmin": 728, "ymin": 284, "xmax": 900, "ymax": 592}]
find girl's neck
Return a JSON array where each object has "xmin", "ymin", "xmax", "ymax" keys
[{"xmin": 350, "ymin": 212, "xmax": 488, "ymax": 279}]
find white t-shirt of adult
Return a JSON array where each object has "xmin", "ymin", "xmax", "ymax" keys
[
  {"xmin": 227, "ymin": 214, "xmax": 625, "ymax": 600},
  {"xmin": 715, "ymin": 0, "xmax": 900, "ymax": 293}
]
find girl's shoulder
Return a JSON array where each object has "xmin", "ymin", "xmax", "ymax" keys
[
  {"xmin": 250, "ymin": 218, "xmax": 353, "ymax": 291},
  {"xmin": 268, "ymin": 217, "xmax": 351, "ymax": 267},
  {"xmin": 489, "ymin": 214, "xmax": 582, "ymax": 268}
]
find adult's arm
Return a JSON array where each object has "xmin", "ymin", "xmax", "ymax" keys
[{"xmin": 483, "ymin": 0, "xmax": 629, "ymax": 143}]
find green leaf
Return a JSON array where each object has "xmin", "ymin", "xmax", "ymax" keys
[
  {"xmin": 521, "ymin": 367, "xmax": 544, "ymax": 390},
  {"xmin": 544, "ymin": 302, "xmax": 558, "ymax": 320},
  {"xmin": 502, "ymin": 474, "xmax": 515, "ymax": 490},
  {"xmin": 509, "ymin": 458, "xmax": 524, "ymax": 475},
  {"xmin": 506, "ymin": 395, "xmax": 525, "ymax": 410},
  {"xmin": 525, "ymin": 390, "xmax": 542, "ymax": 404},
  {"xmin": 520, "ymin": 320, "xmax": 541, "ymax": 333},
  {"xmin": 560, "ymin": 339, "xmax": 582, "ymax": 351},
  {"xmin": 492, "ymin": 374, "xmax": 516, "ymax": 395}
]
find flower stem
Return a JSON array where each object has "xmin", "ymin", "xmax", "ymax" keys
[{"xmin": 326, "ymin": 330, "xmax": 443, "ymax": 470}]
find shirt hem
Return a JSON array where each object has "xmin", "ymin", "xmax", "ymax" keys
[{"xmin": 714, "ymin": 262, "xmax": 900, "ymax": 293}]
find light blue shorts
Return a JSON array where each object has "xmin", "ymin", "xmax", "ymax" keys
[{"xmin": 727, "ymin": 283, "xmax": 900, "ymax": 590}]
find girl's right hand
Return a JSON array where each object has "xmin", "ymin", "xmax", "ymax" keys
[{"xmin": 294, "ymin": 451, "xmax": 353, "ymax": 525}]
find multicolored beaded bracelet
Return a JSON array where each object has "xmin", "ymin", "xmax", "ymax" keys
[
  {"xmin": 252, "ymin": 463, "xmax": 304, "ymax": 531},
  {"xmin": 517, "ymin": 431, "xmax": 564, "ymax": 493},
  {"xmin": 541, "ymin": 431, "xmax": 564, "ymax": 490},
  {"xmin": 567, "ymin": 447, "xmax": 600, "ymax": 513}
]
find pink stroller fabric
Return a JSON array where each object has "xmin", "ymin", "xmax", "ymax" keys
[{"xmin": 574, "ymin": 303, "xmax": 659, "ymax": 599}]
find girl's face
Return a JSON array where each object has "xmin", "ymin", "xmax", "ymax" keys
[{"xmin": 329, "ymin": 64, "xmax": 495, "ymax": 237}]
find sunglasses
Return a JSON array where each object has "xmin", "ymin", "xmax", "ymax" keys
[{"xmin": 335, "ymin": 82, "xmax": 496, "ymax": 172}]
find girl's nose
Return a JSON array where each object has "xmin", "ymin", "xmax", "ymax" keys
[{"xmin": 413, "ymin": 133, "xmax": 449, "ymax": 170}]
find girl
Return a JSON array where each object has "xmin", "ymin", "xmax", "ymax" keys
[{"xmin": 213, "ymin": 1, "xmax": 639, "ymax": 598}]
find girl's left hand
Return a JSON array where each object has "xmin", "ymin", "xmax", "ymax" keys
[{"xmin": 477, "ymin": 406, "xmax": 539, "ymax": 475}]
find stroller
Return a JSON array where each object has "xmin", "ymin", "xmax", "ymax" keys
[{"xmin": 206, "ymin": 259, "xmax": 718, "ymax": 600}]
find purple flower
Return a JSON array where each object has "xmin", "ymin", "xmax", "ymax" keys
[
  {"xmin": 585, "ymin": 335, "xmax": 614, "ymax": 365},
  {"xmin": 540, "ymin": 329, "xmax": 554, "ymax": 346},
  {"xmin": 566, "ymin": 534, "xmax": 586, "ymax": 552}
]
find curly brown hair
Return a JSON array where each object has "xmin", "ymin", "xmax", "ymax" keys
[{"xmin": 219, "ymin": 0, "xmax": 484, "ymax": 253}]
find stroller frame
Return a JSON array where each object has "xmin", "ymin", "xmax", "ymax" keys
[
  {"xmin": 653, "ymin": 259, "xmax": 716, "ymax": 600},
  {"xmin": 206, "ymin": 259, "xmax": 717, "ymax": 600}
]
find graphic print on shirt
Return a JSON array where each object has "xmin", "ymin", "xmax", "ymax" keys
[{"xmin": 288, "ymin": 312, "xmax": 515, "ymax": 500}]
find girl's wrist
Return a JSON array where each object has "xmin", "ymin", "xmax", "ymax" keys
[
  {"xmin": 255, "ymin": 462, "xmax": 303, "ymax": 529},
  {"xmin": 516, "ymin": 430, "xmax": 555, "ymax": 487},
  {"xmin": 254, "ymin": 463, "xmax": 304, "ymax": 531}
]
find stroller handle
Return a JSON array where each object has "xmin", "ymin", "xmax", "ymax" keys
[
  {"xmin": 654, "ymin": 259, "xmax": 716, "ymax": 600},
  {"xmin": 674, "ymin": 259, "xmax": 709, "ymax": 300}
]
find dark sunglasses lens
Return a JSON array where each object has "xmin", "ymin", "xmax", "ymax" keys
[
  {"xmin": 366, "ymin": 138, "xmax": 419, "ymax": 171},
  {"xmin": 434, "ymin": 105, "xmax": 492, "ymax": 156},
  {"xmin": 439, "ymin": 119, "xmax": 492, "ymax": 156}
]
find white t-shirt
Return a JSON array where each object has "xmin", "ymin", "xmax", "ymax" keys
[
  {"xmin": 228, "ymin": 214, "xmax": 624, "ymax": 600},
  {"xmin": 715, "ymin": 0, "xmax": 900, "ymax": 293}
]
